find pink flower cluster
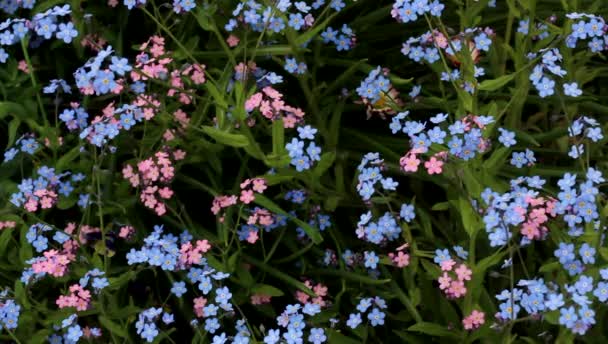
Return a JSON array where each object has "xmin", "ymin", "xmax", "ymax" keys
[
  {"xmin": 118, "ymin": 225, "xmax": 135, "ymax": 239},
  {"xmin": 388, "ymin": 244, "xmax": 410, "ymax": 268},
  {"xmin": 211, "ymin": 178, "xmax": 268, "ymax": 222},
  {"xmin": 0, "ymin": 221, "xmax": 16, "ymax": 230},
  {"xmin": 296, "ymin": 280, "xmax": 328, "ymax": 307},
  {"xmin": 56, "ymin": 284, "xmax": 91, "ymax": 311},
  {"xmin": 250, "ymin": 294, "xmax": 272, "ymax": 305},
  {"xmin": 179, "ymin": 239, "xmax": 211, "ymax": 267},
  {"xmin": 163, "ymin": 109, "xmax": 191, "ymax": 141},
  {"xmin": 132, "ymin": 36, "xmax": 172, "ymax": 82},
  {"xmin": 167, "ymin": 64, "xmax": 206, "ymax": 104},
  {"xmin": 437, "ymin": 260, "xmax": 472, "ymax": 299},
  {"xmin": 123, "ymin": 150, "xmax": 185, "ymax": 216},
  {"xmin": 245, "ymin": 86, "xmax": 306, "ymax": 128},
  {"xmin": 400, "ymin": 150, "xmax": 447, "ymax": 175},
  {"xmin": 518, "ymin": 196, "xmax": 557, "ymax": 240},
  {"xmin": 243, "ymin": 208, "xmax": 275, "ymax": 244},
  {"xmin": 462, "ymin": 310, "xmax": 485, "ymax": 330},
  {"xmin": 24, "ymin": 187, "xmax": 58, "ymax": 212},
  {"xmin": 31, "ymin": 244, "xmax": 77, "ymax": 278}
]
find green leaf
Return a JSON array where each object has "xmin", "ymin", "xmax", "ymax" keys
[
  {"xmin": 313, "ymin": 152, "xmax": 336, "ymax": 178},
  {"xmin": 478, "ymin": 74, "xmax": 515, "ymax": 91},
  {"xmin": 56, "ymin": 146, "xmax": 81, "ymax": 171},
  {"xmin": 253, "ymin": 194, "xmax": 323, "ymax": 243},
  {"xmin": 326, "ymin": 329, "xmax": 361, "ymax": 344},
  {"xmin": 272, "ymin": 119, "xmax": 285, "ymax": 156},
  {"xmin": 99, "ymin": 316, "xmax": 128, "ymax": 338},
  {"xmin": 251, "ymin": 284, "xmax": 285, "ymax": 297},
  {"xmin": 200, "ymin": 126, "xmax": 250, "ymax": 148},
  {"xmin": 459, "ymin": 197, "xmax": 480, "ymax": 238},
  {"xmin": 407, "ymin": 322, "xmax": 461, "ymax": 338}
]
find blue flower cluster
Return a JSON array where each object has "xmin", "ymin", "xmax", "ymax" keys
[
  {"xmin": 263, "ymin": 302, "xmax": 327, "ymax": 344},
  {"xmin": 356, "ymin": 152, "xmax": 397, "ymax": 200},
  {"xmin": 529, "ymin": 48, "xmax": 567, "ymax": 98},
  {"xmin": 79, "ymin": 103, "xmax": 146, "ymax": 148},
  {"xmin": 346, "ymin": 297, "xmax": 387, "ymax": 329},
  {"xmin": 226, "ymin": 0, "xmax": 346, "ymax": 34},
  {"xmin": 0, "ymin": 5, "xmax": 77, "ymax": 63},
  {"xmin": 0, "ymin": 297, "xmax": 20, "ymax": 330},
  {"xmin": 26, "ymin": 223, "xmax": 69, "ymax": 252},
  {"xmin": 392, "ymin": 0, "xmax": 444, "ymax": 23},
  {"xmin": 495, "ymin": 273, "xmax": 608, "ymax": 335},
  {"xmin": 3, "ymin": 134, "xmax": 40, "ymax": 162},
  {"xmin": 509, "ymin": 149, "xmax": 536, "ymax": 168},
  {"xmin": 321, "ymin": 24, "xmax": 355, "ymax": 51},
  {"xmin": 79, "ymin": 268, "xmax": 109, "ymax": 292},
  {"xmin": 43, "ymin": 79, "xmax": 71, "ymax": 94},
  {"xmin": 356, "ymin": 67, "xmax": 391, "ymax": 103},
  {"xmin": 136, "ymin": 307, "xmax": 174, "ymax": 342},
  {"xmin": 391, "ymin": 111, "xmax": 494, "ymax": 161},
  {"xmin": 355, "ymin": 208, "xmax": 411, "ymax": 244},
  {"xmin": 285, "ymin": 125, "xmax": 322, "ymax": 171},
  {"xmin": 567, "ymin": 116, "xmax": 603, "ymax": 159},
  {"xmin": 73, "ymin": 46, "xmax": 132, "ymax": 95},
  {"xmin": 126, "ymin": 225, "xmax": 186, "ymax": 270},
  {"xmin": 123, "ymin": 0, "xmax": 147, "ymax": 10},
  {"xmin": 51, "ymin": 314, "xmax": 102, "ymax": 343},
  {"xmin": 566, "ymin": 13, "xmax": 605, "ymax": 52},
  {"xmin": 284, "ymin": 57, "xmax": 308, "ymax": 75}
]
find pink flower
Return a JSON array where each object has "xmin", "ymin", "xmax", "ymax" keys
[
  {"xmin": 246, "ymin": 230, "xmax": 259, "ymax": 244},
  {"xmin": 440, "ymin": 259, "xmax": 456, "ymax": 271},
  {"xmin": 392, "ymin": 251, "xmax": 410, "ymax": 267},
  {"xmin": 438, "ymin": 272, "xmax": 451, "ymax": 290},
  {"xmin": 455, "ymin": 264, "xmax": 472, "ymax": 281},
  {"xmin": 424, "ymin": 157, "xmax": 444, "ymax": 174},
  {"xmin": 252, "ymin": 178, "xmax": 267, "ymax": 193},
  {"xmin": 463, "ymin": 310, "xmax": 485, "ymax": 330},
  {"xmin": 245, "ymin": 93, "xmax": 263, "ymax": 112},
  {"xmin": 226, "ymin": 35, "xmax": 240, "ymax": 47},
  {"xmin": 240, "ymin": 190, "xmax": 255, "ymax": 204},
  {"xmin": 250, "ymin": 294, "xmax": 271, "ymax": 305},
  {"xmin": 400, "ymin": 154, "xmax": 420, "ymax": 172},
  {"xmin": 448, "ymin": 280, "xmax": 467, "ymax": 298}
]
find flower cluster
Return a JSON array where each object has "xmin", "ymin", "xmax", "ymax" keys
[
  {"xmin": 123, "ymin": 149, "xmax": 184, "ymax": 216},
  {"xmin": 10, "ymin": 166, "xmax": 82, "ymax": 212},
  {"xmin": 286, "ymin": 125, "xmax": 322, "ymax": 171},
  {"xmin": 566, "ymin": 13, "xmax": 606, "ymax": 52},
  {"xmin": 0, "ymin": 5, "xmax": 78, "ymax": 63},
  {"xmin": 126, "ymin": 225, "xmax": 211, "ymax": 271},
  {"xmin": 391, "ymin": 0, "xmax": 445, "ymax": 23},
  {"xmin": 136, "ymin": 308, "xmax": 174, "ymax": 342},
  {"xmin": 567, "ymin": 116, "xmax": 603, "ymax": 159},
  {"xmin": 0, "ymin": 297, "xmax": 20, "ymax": 330},
  {"xmin": 393, "ymin": 113, "xmax": 492, "ymax": 174},
  {"xmin": 3, "ymin": 134, "xmax": 40, "ymax": 162},
  {"xmin": 356, "ymin": 66, "xmax": 402, "ymax": 116},
  {"xmin": 245, "ymin": 86, "xmax": 306, "ymax": 127},
  {"xmin": 346, "ymin": 297, "xmax": 387, "ymax": 329},
  {"xmin": 356, "ymin": 152, "xmax": 397, "ymax": 200},
  {"xmin": 321, "ymin": 24, "xmax": 356, "ymax": 51},
  {"xmin": 528, "ymin": 48, "xmax": 567, "ymax": 98},
  {"xmin": 434, "ymin": 249, "xmax": 472, "ymax": 299}
]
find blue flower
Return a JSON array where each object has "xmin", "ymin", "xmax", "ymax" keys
[
  {"xmin": 579, "ymin": 243, "xmax": 596, "ymax": 264},
  {"xmin": 56, "ymin": 22, "xmax": 78, "ymax": 43},
  {"xmin": 346, "ymin": 313, "xmax": 362, "ymax": 329},
  {"xmin": 363, "ymin": 251, "xmax": 379, "ymax": 269},
  {"xmin": 564, "ymin": 82, "xmax": 582, "ymax": 97},
  {"xmin": 367, "ymin": 308, "xmax": 385, "ymax": 326},
  {"xmin": 308, "ymin": 328, "xmax": 326, "ymax": 344},
  {"xmin": 171, "ymin": 281, "xmax": 187, "ymax": 297},
  {"xmin": 559, "ymin": 306, "xmax": 578, "ymax": 328}
]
